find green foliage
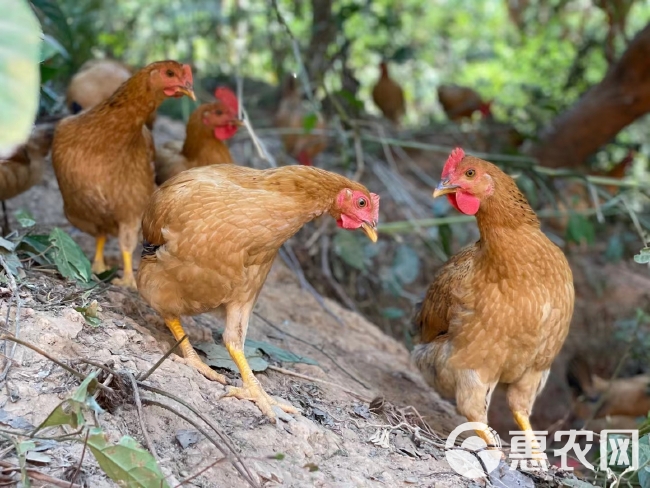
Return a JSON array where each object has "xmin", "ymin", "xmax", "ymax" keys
[
  {"xmin": 48, "ymin": 228, "xmax": 93, "ymax": 283},
  {"xmin": 302, "ymin": 112, "xmax": 319, "ymax": 133},
  {"xmin": 244, "ymin": 338, "xmax": 318, "ymax": 365},
  {"xmin": 88, "ymin": 429, "xmax": 170, "ymax": 488},
  {"xmin": 566, "ymin": 213, "xmax": 596, "ymax": 246},
  {"xmin": 14, "ymin": 209, "xmax": 36, "ymax": 229},
  {"xmin": 634, "ymin": 247, "xmax": 650, "ymax": 264},
  {"xmin": 195, "ymin": 342, "xmax": 269, "ymax": 372},
  {"xmin": 0, "ymin": 0, "xmax": 41, "ymax": 156},
  {"xmin": 75, "ymin": 299, "xmax": 102, "ymax": 327}
]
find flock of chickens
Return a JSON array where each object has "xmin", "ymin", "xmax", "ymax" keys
[{"xmin": 1, "ymin": 58, "xmax": 578, "ymax": 457}]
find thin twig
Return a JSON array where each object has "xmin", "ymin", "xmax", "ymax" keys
[
  {"xmin": 174, "ymin": 456, "xmax": 230, "ymax": 487},
  {"xmin": 141, "ymin": 398, "xmax": 258, "ymax": 488},
  {"xmin": 252, "ymin": 311, "xmax": 370, "ymax": 390},
  {"xmin": 0, "ymin": 460, "xmax": 81, "ymax": 488},
  {"xmin": 137, "ymin": 334, "xmax": 187, "ymax": 382},
  {"xmin": 137, "ymin": 383, "xmax": 257, "ymax": 485},
  {"xmin": 267, "ymin": 365, "xmax": 371, "ymax": 402},
  {"xmin": 68, "ymin": 428, "xmax": 89, "ymax": 488},
  {"xmin": 0, "ymin": 336, "xmax": 112, "ymax": 393},
  {"xmin": 127, "ymin": 372, "xmax": 159, "ymax": 460}
]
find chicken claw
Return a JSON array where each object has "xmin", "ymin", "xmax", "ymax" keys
[
  {"xmin": 225, "ymin": 381, "xmax": 298, "ymax": 421},
  {"xmin": 175, "ymin": 355, "xmax": 229, "ymax": 384},
  {"xmin": 112, "ymin": 274, "xmax": 138, "ymax": 290}
]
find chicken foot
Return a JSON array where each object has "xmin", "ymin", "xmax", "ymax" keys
[
  {"xmin": 91, "ymin": 235, "xmax": 108, "ymax": 274},
  {"xmin": 507, "ymin": 374, "xmax": 547, "ymax": 462},
  {"xmin": 165, "ymin": 318, "xmax": 229, "ymax": 384},
  {"xmin": 224, "ymin": 342, "xmax": 298, "ymax": 421},
  {"xmin": 112, "ymin": 223, "xmax": 139, "ymax": 289}
]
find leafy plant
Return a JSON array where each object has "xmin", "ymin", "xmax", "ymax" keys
[{"xmin": 0, "ymin": 0, "xmax": 41, "ymax": 157}]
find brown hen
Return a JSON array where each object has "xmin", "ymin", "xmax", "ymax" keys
[
  {"xmin": 137, "ymin": 164, "xmax": 380, "ymax": 420},
  {"xmin": 412, "ymin": 148, "xmax": 574, "ymax": 453},
  {"xmin": 66, "ymin": 59, "xmax": 156, "ymax": 129},
  {"xmin": 0, "ymin": 123, "xmax": 56, "ymax": 232},
  {"xmin": 371, "ymin": 61, "xmax": 406, "ymax": 125},
  {"xmin": 437, "ymin": 84, "xmax": 492, "ymax": 122},
  {"xmin": 52, "ymin": 60, "xmax": 195, "ymax": 288},
  {"xmin": 155, "ymin": 87, "xmax": 240, "ymax": 185},
  {"xmin": 274, "ymin": 75, "xmax": 327, "ymax": 166}
]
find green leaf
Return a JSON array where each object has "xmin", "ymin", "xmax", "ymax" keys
[
  {"xmin": 244, "ymin": 338, "xmax": 318, "ymax": 365},
  {"xmin": 48, "ymin": 228, "xmax": 92, "ymax": 283},
  {"xmin": 19, "ymin": 234, "xmax": 54, "ymax": 266},
  {"xmin": 333, "ymin": 230, "xmax": 366, "ymax": 271},
  {"xmin": 87, "ymin": 428, "xmax": 170, "ymax": 488},
  {"xmin": 0, "ymin": 237, "xmax": 15, "ymax": 252},
  {"xmin": 565, "ymin": 214, "xmax": 595, "ymax": 246},
  {"xmin": 39, "ymin": 34, "xmax": 67, "ymax": 62},
  {"xmin": 302, "ymin": 113, "xmax": 318, "ymax": 133},
  {"xmin": 195, "ymin": 343, "xmax": 268, "ymax": 372},
  {"xmin": 0, "ymin": 0, "xmax": 41, "ymax": 156},
  {"xmin": 71, "ymin": 371, "xmax": 99, "ymax": 404},
  {"xmin": 14, "ymin": 209, "xmax": 35, "ymax": 228},
  {"xmin": 392, "ymin": 244, "xmax": 420, "ymax": 285},
  {"xmin": 381, "ymin": 307, "xmax": 405, "ymax": 320},
  {"xmin": 438, "ymin": 224, "xmax": 453, "ymax": 257},
  {"xmin": 0, "ymin": 250, "xmax": 22, "ymax": 277},
  {"xmin": 634, "ymin": 248, "xmax": 650, "ymax": 265},
  {"xmin": 33, "ymin": 401, "xmax": 82, "ymax": 432},
  {"xmin": 17, "ymin": 441, "xmax": 35, "ymax": 456}
]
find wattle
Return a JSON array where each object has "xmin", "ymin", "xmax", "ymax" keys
[
  {"xmin": 213, "ymin": 125, "xmax": 238, "ymax": 141},
  {"xmin": 447, "ymin": 191, "xmax": 480, "ymax": 215}
]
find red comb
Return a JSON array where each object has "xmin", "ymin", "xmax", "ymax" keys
[
  {"xmin": 214, "ymin": 87, "xmax": 239, "ymax": 115},
  {"xmin": 442, "ymin": 147, "xmax": 465, "ymax": 178}
]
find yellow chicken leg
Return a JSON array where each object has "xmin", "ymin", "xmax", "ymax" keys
[
  {"xmin": 112, "ymin": 251, "xmax": 137, "ymax": 289},
  {"xmin": 513, "ymin": 411, "xmax": 545, "ymax": 459},
  {"xmin": 165, "ymin": 318, "xmax": 228, "ymax": 384},
  {"xmin": 92, "ymin": 236, "xmax": 107, "ymax": 274},
  {"xmin": 224, "ymin": 342, "xmax": 298, "ymax": 421}
]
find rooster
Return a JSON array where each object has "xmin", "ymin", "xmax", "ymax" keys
[
  {"xmin": 437, "ymin": 84, "xmax": 492, "ymax": 122},
  {"xmin": 274, "ymin": 75, "xmax": 327, "ymax": 166},
  {"xmin": 66, "ymin": 59, "xmax": 156, "ymax": 129},
  {"xmin": 154, "ymin": 87, "xmax": 241, "ymax": 185},
  {"xmin": 412, "ymin": 148, "xmax": 574, "ymax": 452},
  {"xmin": 137, "ymin": 165, "xmax": 379, "ymax": 421},
  {"xmin": 371, "ymin": 61, "xmax": 406, "ymax": 125},
  {"xmin": 52, "ymin": 61, "xmax": 195, "ymax": 288}
]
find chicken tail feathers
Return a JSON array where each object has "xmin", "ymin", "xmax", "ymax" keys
[{"xmin": 142, "ymin": 239, "xmax": 160, "ymax": 258}]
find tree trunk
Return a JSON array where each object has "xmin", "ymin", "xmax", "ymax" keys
[
  {"xmin": 532, "ymin": 22, "xmax": 650, "ymax": 168},
  {"xmin": 305, "ymin": 0, "xmax": 337, "ymax": 90}
]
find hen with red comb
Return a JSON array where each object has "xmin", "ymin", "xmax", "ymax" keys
[
  {"xmin": 413, "ymin": 149, "xmax": 574, "ymax": 457},
  {"xmin": 154, "ymin": 90, "xmax": 240, "ymax": 184}
]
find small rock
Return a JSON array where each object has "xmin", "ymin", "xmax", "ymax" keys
[{"xmin": 175, "ymin": 429, "xmax": 201, "ymax": 449}]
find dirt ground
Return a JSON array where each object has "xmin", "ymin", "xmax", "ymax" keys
[{"xmin": 0, "ymin": 116, "xmax": 490, "ymax": 488}]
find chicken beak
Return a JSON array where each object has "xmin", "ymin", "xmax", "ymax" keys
[
  {"xmin": 433, "ymin": 180, "xmax": 459, "ymax": 199},
  {"xmin": 361, "ymin": 222, "xmax": 378, "ymax": 243},
  {"xmin": 231, "ymin": 118, "xmax": 245, "ymax": 126},
  {"xmin": 177, "ymin": 85, "xmax": 196, "ymax": 101}
]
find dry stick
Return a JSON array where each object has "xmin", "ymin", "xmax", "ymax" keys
[
  {"xmin": 267, "ymin": 365, "xmax": 371, "ymax": 402},
  {"xmin": 252, "ymin": 311, "xmax": 370, "ymax": 390},
  {"xmin": 0, "ymin": 255, "xmax": 20, "ymax": 382},
  {"xmin": 319, "ymin": 235, "xmax": 358, "ymax": 312},
  {"xmin": 137, "ymin": 334, "xmax": 187, "ymax": 382},
  {"xmin": 137, "ymin": 384, "xmax": 257, "ymax": 485},
  {"xmin": 0, "ymin": 335, "xmax": 112, "ymax": 393},
  {"xmin": 126, "ymin": 372, "xmax": 159, "ymax": 461},
  {"xmin": 174, "ymin": 456, "xmax": 230, "ymax": 487},
  {"xmin": 0, "ymin": 460, "xmax": 81, "ymax": 488},
  {"xmin": 68, "ymin": 428, "xmax": 89, "ymax": 488},
  {"xmin": 141, "ymin": 399, "xmax": 259, "ymax": 488}
]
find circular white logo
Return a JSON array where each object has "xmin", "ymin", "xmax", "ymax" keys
[{"xmin": 445, "ymin": 422, "xmax": 503, "ymax": 479}]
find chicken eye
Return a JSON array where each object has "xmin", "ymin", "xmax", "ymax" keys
[
  {"xmin": 465, "ymin": 169, "xmax": 476, "ymax": 178},
  {"xmin": 215, "ymin": 110, "xmax": 223, "ymax": 116},
  {"xmin": 357, "ymin": 197, "xmax": 367, "ymax": 208},
  {"xmin": 165, "ymin": 69, "xmax": 175, "ymax": 78}
]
